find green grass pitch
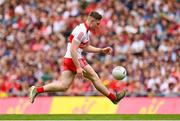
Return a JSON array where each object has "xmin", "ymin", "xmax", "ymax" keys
[{"xmin": 0, "ymin": 114, "xmax": 180, "ymax": 120}]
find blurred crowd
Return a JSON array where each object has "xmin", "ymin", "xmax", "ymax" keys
[{"xmin": 0, "ymin": 0, "xmax": 179, "ymax": 97}]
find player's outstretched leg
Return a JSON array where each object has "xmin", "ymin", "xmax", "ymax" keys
[
  {"xmin": 83, "ymin": 65, "xmax": 126, "ymax": 104},
  {"xmin": 29, "ymin": 70, "xmax": 75, "ymax": 103}
]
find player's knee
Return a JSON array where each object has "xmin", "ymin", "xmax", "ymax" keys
[
  {"xmin": 56, "ymin": 82, "xmax": 70, "ymax": 91},
  {"xmin": 61, "ymin": 84, "xmax": 70, "ymax": 91},
  {"xmin": 63, "ymin": 86, "xmax": 69, "ymax": 91}
]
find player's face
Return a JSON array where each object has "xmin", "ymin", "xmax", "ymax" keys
[{"xmin": 91, "ymin": 19, "xmax": 100, "ymax": 29}]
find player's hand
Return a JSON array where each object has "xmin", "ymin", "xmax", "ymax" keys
[
  {"xmin": 76, "ymin": 67, "xmax": 84, "ymax": 78},
  {"xmin": 101, "ymin": 47, "xmax": 112, "ymax": 55}
]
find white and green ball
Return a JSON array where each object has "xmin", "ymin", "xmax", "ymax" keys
[{"xmin": 112, "ymin": 66, "xmax": 127, "ymax": 80}]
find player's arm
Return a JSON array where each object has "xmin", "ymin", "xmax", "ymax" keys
[
  {"xmin": 70, "ymin": 39, "xmax": 81, "ymax": 68},
  {"xmin": 83, "ymin": 44, "xmax": 112, "ymax": 55},
  {"xmin": 83, "ymin": 44, "xmax": 102, "ymax": 53},
  {"xmin": 71, "ymin": 38, "xmax": 85, "ymax": 77}
]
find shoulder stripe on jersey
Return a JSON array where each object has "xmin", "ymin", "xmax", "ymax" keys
[{"xmin": 69, "ymin": 34, "xmax": 74, "ymax": 42}]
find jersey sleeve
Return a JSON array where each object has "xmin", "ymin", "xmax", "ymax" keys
[{"xmin": 72, "ymin": 26, "xmax": 86, "ymax": 43}]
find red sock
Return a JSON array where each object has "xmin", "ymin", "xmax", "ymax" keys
[
  {"xmin": 107, "ymin": 92, "xmax": 116, "ymax": 102},
  {"xmin": 36, "ymin": 87, "xmax": 44, "ymax": 93}
]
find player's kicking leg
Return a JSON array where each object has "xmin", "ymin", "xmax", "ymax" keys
[
  {"xmin": 83, "ymin": 65, "xmax": 126, "ymax": 104},
  {"xmin": 29, "ymin": 70, "xmax": 75, "ymax": 103}
]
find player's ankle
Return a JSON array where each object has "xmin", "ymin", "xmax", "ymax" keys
[
  {"xmin": 36, "ymin": 87, "xmax": 44, "ymax": 93},
  {"xmin": 107, "ymin": 92, "xmax": 116, "ymax": 102}
]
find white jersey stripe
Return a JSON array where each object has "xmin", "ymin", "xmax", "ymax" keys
[{"xmin": 64, "ymin": 23, "xmax": 90, "ymax": 58}]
